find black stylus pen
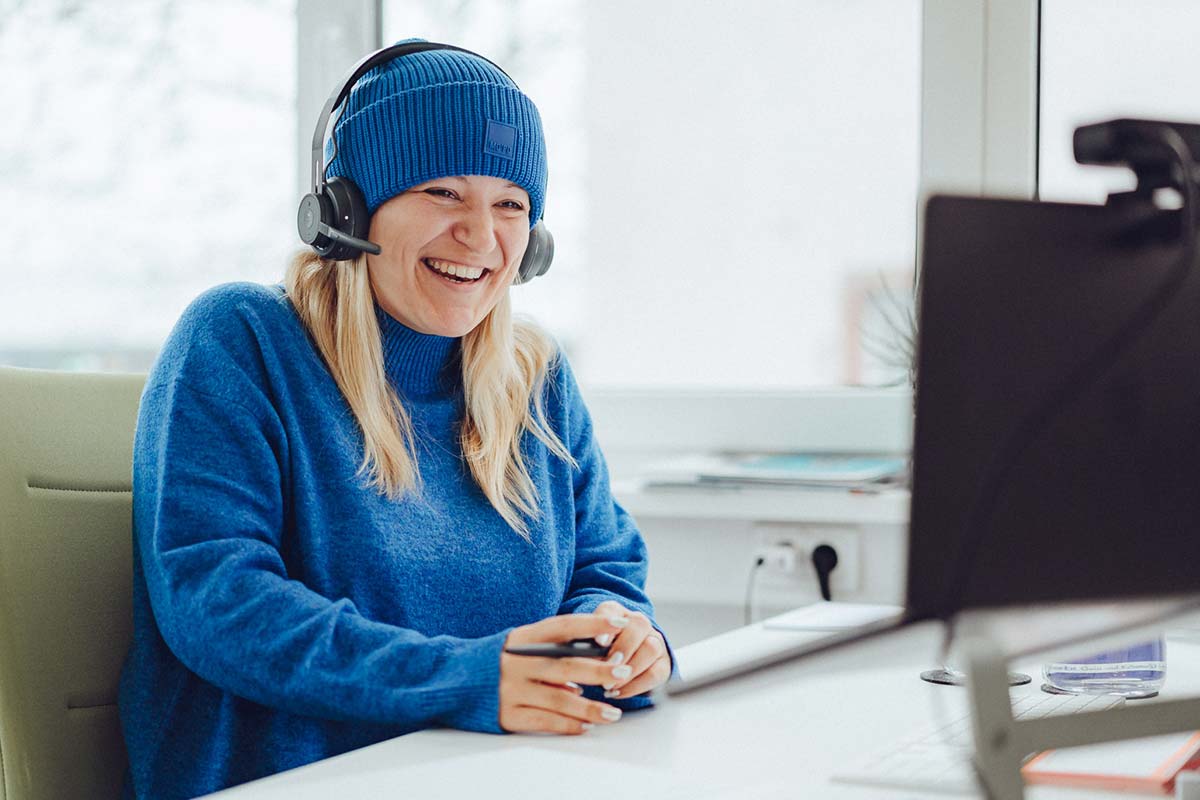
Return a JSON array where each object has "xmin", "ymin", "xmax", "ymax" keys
[{"xmin": 504, "ymin": 637, "xmax": 611, "ymax": 659}]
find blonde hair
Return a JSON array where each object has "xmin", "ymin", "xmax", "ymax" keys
[{"xmin": 283, "ymin": 250, "xmax": 576, "ymax": 540}]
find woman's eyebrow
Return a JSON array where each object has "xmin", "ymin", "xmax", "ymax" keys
[{"xmin": 437, "ymin": 177, "xmax": 521, "ymax": 191}]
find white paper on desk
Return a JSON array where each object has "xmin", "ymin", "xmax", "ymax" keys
[{"xmin": 761, "ymin": 602, "xmax": 905, "ymax": 632}]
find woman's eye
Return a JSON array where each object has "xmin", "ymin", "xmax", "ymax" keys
[{"xmin": 421, "ymin": 188, "xmax": 523, "ymax": 211}]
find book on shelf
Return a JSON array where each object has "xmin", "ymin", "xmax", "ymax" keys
[{"xmin": 637, "ymin": 453, "xmax": 908, "ymax": 491}]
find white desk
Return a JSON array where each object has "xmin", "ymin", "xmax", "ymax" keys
[{"xmin": 203, "ymin": 620, "xmax": 1200, "ymax": 799}]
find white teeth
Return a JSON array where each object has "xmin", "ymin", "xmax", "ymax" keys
[{"xmin": 425, "ymin": 259, "xmax": 485, "ymax": 280}]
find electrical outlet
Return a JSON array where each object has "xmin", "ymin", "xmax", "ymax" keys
[
  {"xmin": 751, "ymin": 522, "xmax": 861, "ymax": 593},
  {"xmin": 755, "ymin": 542, "xmax": 799, "ymax": 573}
]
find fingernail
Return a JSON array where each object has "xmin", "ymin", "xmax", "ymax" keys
[
  {"xmin": 581, "ymin": 723, "xmax": 594, "ymax": 731},
  {"xmin": 604, "ymin": 689, "xmax": 621, "ymax": 698},
  {"xmin": 596, "ymin": 633, "xmax": 613, "ymax": 647},
  {"xmin": 566, "ymin": 681, "xmax": 582, "ymax": 692},
  {"xmin": 607, "ymin": 616, "xmax": 629, "ymax": 628},
  {"xmin": 602, "ymin": 681, "xmax": 615, "ymax": 691},
  {"xmin": 601, "ymin": 707, "xmax": 622, "ymax": 721},
  {"xmin": 612, "ymin": 664, "xmax": 632, "ymax": 679},
  {"xmin": 607, "ymin": 651, "xmax": 625, "ymax": 665}
]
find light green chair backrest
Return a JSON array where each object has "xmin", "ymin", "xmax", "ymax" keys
[{"xmin": 0, "ymin": 366, "xmax": 145, "ymax": 800}]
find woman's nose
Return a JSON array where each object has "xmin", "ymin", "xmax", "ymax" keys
[{"xmin": 451, "ymin": 205, "xmax": 497, "ymax": 253}]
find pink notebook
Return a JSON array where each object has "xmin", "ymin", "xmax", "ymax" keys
[{"xmin": 1022, "ymin": 731, "xmax": 1200, "ymax": 795}]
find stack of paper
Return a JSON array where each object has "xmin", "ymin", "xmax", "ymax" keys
[
  {"xmin": 761, "ymin": 601, "xmax": 905, "ymax": 632},
  {"xmin": 638, "ymin": 453, "xmax": 908, "ymax": 491}
]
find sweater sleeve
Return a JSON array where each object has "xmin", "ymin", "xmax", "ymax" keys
[
  {"xmin": 549, "ymin": 356, "xmax": 678, "ymax": 697},
  {"xmin": 132, "ymin": 289, "xmax": 505, "ymax": 733}
]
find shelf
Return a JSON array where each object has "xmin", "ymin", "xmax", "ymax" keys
[{"xmin": 611, "ymin": 479, "xmax": 911, "ymax": 525}]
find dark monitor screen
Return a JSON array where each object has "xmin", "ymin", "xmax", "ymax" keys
[{"xmin": 908, "ymin": 194, "xmax": 1200, "ymax": 622}]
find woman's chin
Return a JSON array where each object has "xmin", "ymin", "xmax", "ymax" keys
[{"xmin": 423, "ymin": 313, "xmax": 483, "ymax": 338}]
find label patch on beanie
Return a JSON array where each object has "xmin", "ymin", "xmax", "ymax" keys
[{"xmin": 484, "ymin": 119, "xmax": 516, "ymax": 160}]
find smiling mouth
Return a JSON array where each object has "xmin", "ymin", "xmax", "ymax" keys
[{"xmin": 422, "ymin": 258, "xmax": 492, "ymax": 285}]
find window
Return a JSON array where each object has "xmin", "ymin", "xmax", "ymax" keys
[
  {"xmin": 6, "ymin": 2, "xmax": 921, "ymax": 400},
  {"xmin": 1039, "ymin": 0, "xmax": 1200, "ymax": 204},
  {"xmin": 384, "ymin": 0, "xmax": 921, "ymax": 389},
  {"xmin": 0, "ymin": 0, "xmax": 296, "ymax": 371}
]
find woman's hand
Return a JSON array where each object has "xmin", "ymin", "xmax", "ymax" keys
[
  {"xmin": 499, "ymin": 613, "xmax": 635, "ymax": 734},
  {"xmin": 590, "ymin": 600, "xmax": 672, "ymax": 700}
]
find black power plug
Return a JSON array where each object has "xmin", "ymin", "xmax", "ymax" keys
[{"xmin": 811, "ymin": 544, "xmax": 839, "ymax": 602}]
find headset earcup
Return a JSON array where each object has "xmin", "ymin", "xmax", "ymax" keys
[
  {"xmin": 323, "ymin": 177, "xmax": 371, "ymax": 262},
  {"xmin": 516, "ymin": 221, "xmax": 554, "ymax": 284},
  {"xmin": 297, "ymin": 192, "xmax": 332, "ymax": 252}
]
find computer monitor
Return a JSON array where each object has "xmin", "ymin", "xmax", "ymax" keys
[{"xmin": 908, "ymin": 191, "xmax": 1200, "ymax": 624}]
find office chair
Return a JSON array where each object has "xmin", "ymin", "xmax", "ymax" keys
[{"xmin": 0, "ymin": 366, "xmax": 145, "ymax": 800}]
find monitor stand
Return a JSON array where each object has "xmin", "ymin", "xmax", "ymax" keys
[{"xmin": 960, "ymin": 635, "xmax": 1200, "ymax": 799}]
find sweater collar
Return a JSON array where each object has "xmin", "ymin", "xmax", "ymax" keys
[{"xmin": 374, "ymin": 303, "xmax": 461, "ymax": 398}]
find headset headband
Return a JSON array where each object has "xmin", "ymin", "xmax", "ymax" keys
[
  {"xmin": 298, "ymin": 39, "xmax": 553, "ymax": 280},
  {"xmin": 310, "ymin": 41, "xmax": 518, "ymax": 196}
]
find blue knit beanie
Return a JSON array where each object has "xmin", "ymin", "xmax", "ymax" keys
[{"xmin": 325, "ymin": 39, "xmax": 547, "ymax": 227}]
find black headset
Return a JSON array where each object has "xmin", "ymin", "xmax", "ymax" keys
[{"xmin": 296, "ymin": 40, "xmax": 554, "ymax": 284}]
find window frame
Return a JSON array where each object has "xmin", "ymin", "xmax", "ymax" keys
[
  {"xmin": 297, "ymin": 0, "xmax": 1040, "ymax": 456},
  {"xmin": 296, "ymin": 0, "xmax": 382, "ymax": 203}
]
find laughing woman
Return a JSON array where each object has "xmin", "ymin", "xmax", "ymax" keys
[{"xmin": 118, "ymin": 39, "xmax": 673, "ymax": 799}]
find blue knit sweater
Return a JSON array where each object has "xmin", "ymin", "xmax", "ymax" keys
[{"xmin": 118, "ymin": 282, "xmax": 669, "ymax": 799}]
